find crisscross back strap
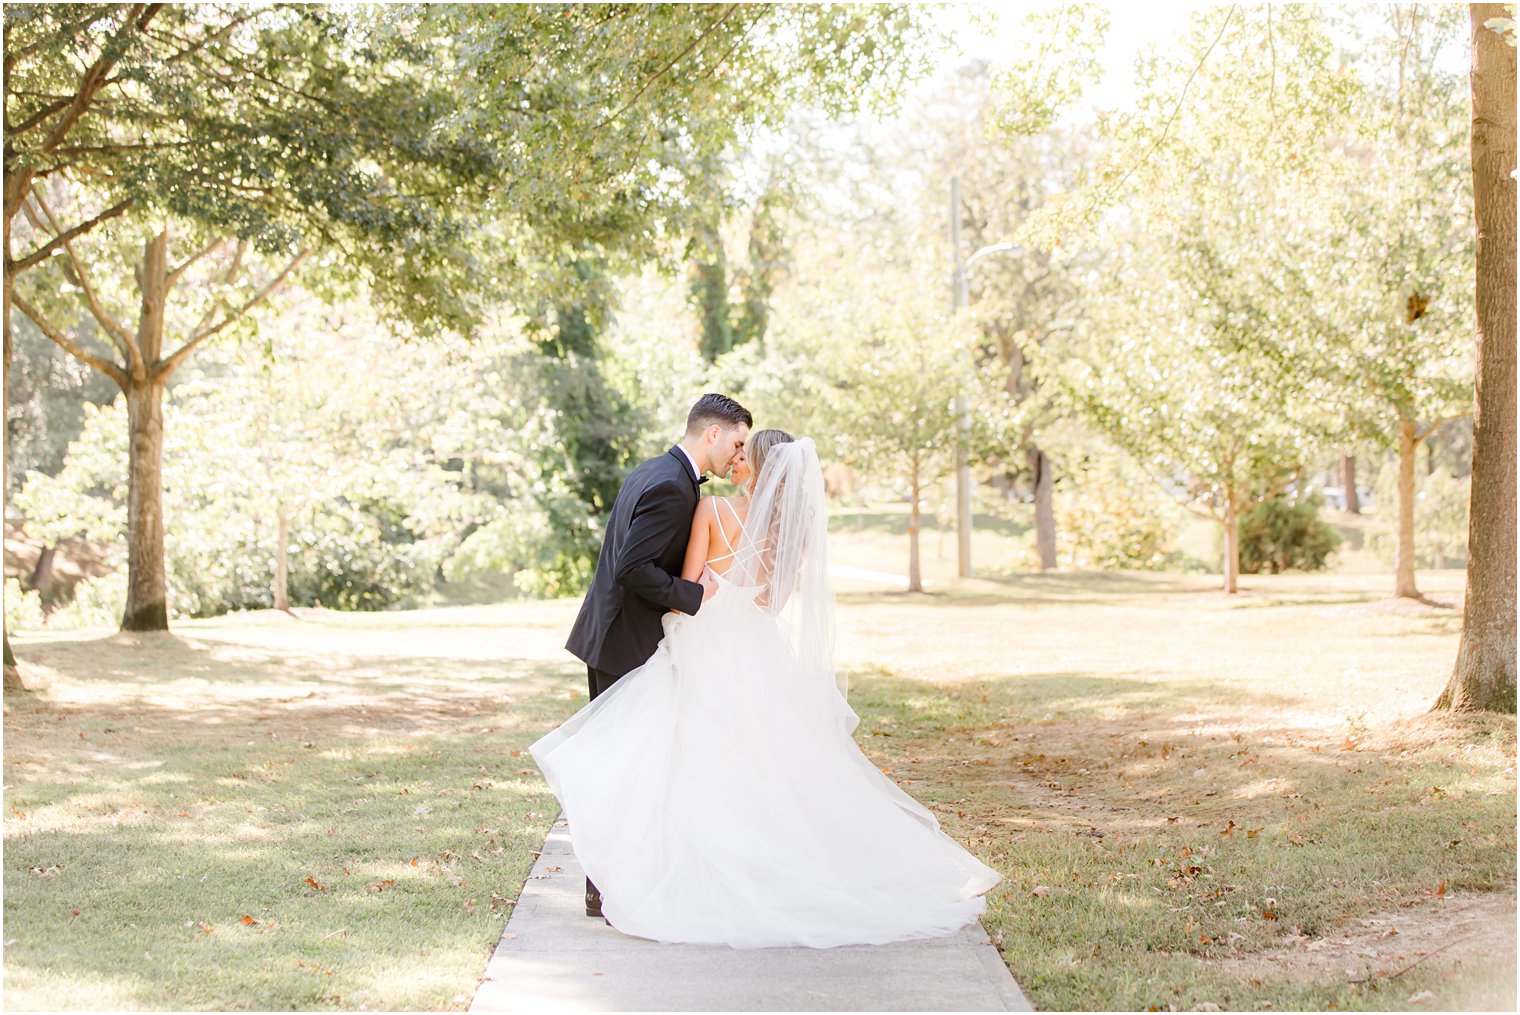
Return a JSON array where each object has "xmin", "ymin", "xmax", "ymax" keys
[{"xmin": 707, "ymin": 497, "xmax": 765, "ymax": 567}]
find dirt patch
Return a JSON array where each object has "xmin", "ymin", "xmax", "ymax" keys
[{"xmin": 1205, "ymin": 890, "xmax": 1516, "ymax": 998}]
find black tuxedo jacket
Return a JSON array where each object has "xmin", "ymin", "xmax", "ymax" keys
[{"xmin": 565, "ymin": 446, "xmax": 705, "ymax": 677}]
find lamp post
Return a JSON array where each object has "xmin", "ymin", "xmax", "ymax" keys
[{"xmin": 949, "ymin": 175, "xmax": 1022, "ymax": 579}]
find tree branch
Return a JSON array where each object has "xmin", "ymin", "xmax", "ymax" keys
[
  {"xmin": 28, "ymin": 190, "xmax": 140, "ymax": 370},
  {"xmin": 1416, "ymin": 414, "xmax": 1472, "ymax": 442},
  {"xmin": 167, "ymin": 236, "xmax": 227, "ymax": 284},
  {"xmin": 12, "ymin": 291, "xmax": 127, "ymax": 388},
  {"xmin": 158, "ymin": 248, "xmax": 310, "ymax": 378},
  {"xmin": 11, "ymin": 196, "xmax": 134, "ymax": 273},
  {"xmin": 591, "ymin": 5, "xmax": 741, "ymax": 131},
  {"xmin": 10, "ymin": 97, "xmax": 72, "ymax": 136},
  {"xmin": 39, "ymin": 4, "xmax": 164, "ymax": 156},
  {"xmin": 187, "ymin": 239, "xmax": 247, "ymax": 336},
  {"xmin": 1103, "ymin": 5, "xmax": 1238, "ymax": 200},
  {"xmin": 47, "ymin": 139, "xmax": 197, "ymax": 157}
]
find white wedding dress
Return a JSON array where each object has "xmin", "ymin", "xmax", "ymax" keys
[{"xmin": 530, "ymin": 440, "xmax": 1000, "ymax": 949}]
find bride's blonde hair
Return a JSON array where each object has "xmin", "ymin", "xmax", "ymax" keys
[{"xmin": 743, "ymin": 428, "xmax": 796, "ymax": 494}]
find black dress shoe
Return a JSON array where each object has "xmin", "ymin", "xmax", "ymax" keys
[{"xmin": 585, "ymin": 882, "xmax": 603, "ymax": 918}]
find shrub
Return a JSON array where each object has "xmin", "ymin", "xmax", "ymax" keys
[
  {"xmin": 5, "ymin": 578, "xmax": 44, "ymax": 634},
  {"xmin": 1056, "ymin": 472, "xmax": 1182, "ymax": 570},
  {"xmin": 43, "ymin": 571, "xmax": 127, "ymax": 630},
  {"xmin": 1237, "ymin": 492, "xmax": 1341, "ymax": 574}
]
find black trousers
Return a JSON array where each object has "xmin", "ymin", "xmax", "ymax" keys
[
  {"xmin": 587, "ymin": 665, "xmax": 622, "ymax": 700},
  {"xmin": 583, "ymin": 664, "xmax": 623, "ymax": 906}
]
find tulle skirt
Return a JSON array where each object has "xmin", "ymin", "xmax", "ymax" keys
[{"xmin": 530, "ymin": 575, "xmax": 1001, "ymax": 949}]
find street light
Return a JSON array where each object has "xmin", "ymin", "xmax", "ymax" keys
[{"xmin": 950, "ymin": 176, "xmax": 1024, "ymax": 579}]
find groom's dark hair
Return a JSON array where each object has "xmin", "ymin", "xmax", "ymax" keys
[{"xmin": 685, "ymin": 393, "xmax": 752, "ymax": 434}]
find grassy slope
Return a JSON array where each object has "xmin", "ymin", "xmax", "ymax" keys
[{"xmin": 5, "ymin": 509, "xmax": 1514, "ymax": 1011}]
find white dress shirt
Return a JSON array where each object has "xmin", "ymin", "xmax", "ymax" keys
[{"xmin": 676, "ymin": 445, "xmax": 703, "ymax": 484}]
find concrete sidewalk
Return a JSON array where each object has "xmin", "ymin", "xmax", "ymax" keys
[{"xmin": 470, "ymin": 816, "xmax": 1033, "ymax": 1013}]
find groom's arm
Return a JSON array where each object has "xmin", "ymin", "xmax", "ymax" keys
[{"xmin": 613, "ymin": 480, "xmax": 704, "ymax": 616}]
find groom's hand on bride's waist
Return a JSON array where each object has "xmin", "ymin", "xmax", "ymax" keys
[{"xmin": 669, "ymin": 573, "xmax": 717, "ymax": 615}]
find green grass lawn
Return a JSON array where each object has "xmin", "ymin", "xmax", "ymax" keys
[
  {"xmin": 4, "ymin": 605, "xmax": 581, "ymax": 1011},
  {"xmin": 5, "ymin": 511, "xmax": 1514, "ymax": 1011}
]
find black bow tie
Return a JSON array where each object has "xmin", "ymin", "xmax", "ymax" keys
[{"xmin": 698, "ymin": 476, "xmax": 709, "ymax": 485}]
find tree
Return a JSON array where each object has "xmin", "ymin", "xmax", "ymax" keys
[
  {"xmin": 4, "ymin": 5, "xmax": 504, "ymax": 646},
  {"xmin": 825, "ymin": 305, "xmax": 968, "ymax": 593},
  {"xmin": 4, "ymin": 4, "xmax": 938, "ymax": 655},
  {"xmin": 1067, "ymin": 178, "xmax": 1332, "ymax": 594},
  {"xmin": 1436, "ymin": 6, "xmax": 1515, "ymax": 714},
  {"xmin": 1326, "ymin": 6, "xmax": 1475, "ymax": 600}
]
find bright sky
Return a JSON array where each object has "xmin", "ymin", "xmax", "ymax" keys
[{"xmin": 944, "ymin": 0, "xmax": 1220, "ymax": 115}]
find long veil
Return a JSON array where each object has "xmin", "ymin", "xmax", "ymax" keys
[{"xmin": 728, "ymin": 437, "xmax": 844, "ymax": 700}]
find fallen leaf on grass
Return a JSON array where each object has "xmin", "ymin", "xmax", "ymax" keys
[
  {"xmin": 1434, "ymin": 879, "xmax": 1447, "ymax": 897},
  {"xmin": 1030, "ymin": 886, "xmax": 1050, "ymax": 897},
  {"xmin": 71, "ymin": 908, "xmax": 80, "ymax": 917},
  {"xmin": 196, "ymin": 921, "xmax": 214, "ymax": 933},
  {"xmin": 1261, "ymin": 910, "xmax": 1279, "ymax": 921},
  {"xmin": 304, "ymin": 876, "xmax": 327, "ymax": 894},
  {"xmin": 1219, "ymin": 820, "xmax": 1236, "ymax": 837},
  {"xmin": 1246, "ymin": 827, "xmax": 1262, "ymax": 839},
  {"xmin": 1408, "ymin": 991, "xmax": 1435, "ymax": 1005},
  {"xmin": 239, "ymin": 915, "xmax": 259, "ymax": 926},
  {"xmin": 367, "ymin": 879, "xmax": 395, "ymax": 892}
]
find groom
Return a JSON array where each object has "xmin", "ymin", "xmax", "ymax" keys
[{"xmin": 564, "ymin": 392, "xmax": 752, "ymax": 917}]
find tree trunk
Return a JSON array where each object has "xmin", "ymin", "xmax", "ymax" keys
[
  {"xmin": 1394, "ymin": 416, "xmax": 1421, "ymax": 598},
  {"xmin": 1221, "ymin": 498, "xmax": 1240, "ymax": 595},
  {"xmin": 3, "ymin": 184, "xmax": 22, "ymax": 690},
  {"xmin": 31, "ymin": 545, "xmax": 57, "ymax": 598},
  {"xmin": 1436, "ymin": 4, "xmax": 1516, "ymax": 713},
  {"xmin": 907, "ymin": 458, "xmax": 922, "ymax": 594},
  {"xmin": 122, "ymin": 379, "xmax": 169, "ymax": 630},
  {"xmin": 121, "ymin": 232, "xmax": 170, "ymax": 631},
  {"xmin": 1028, "ymin": 444, "xmax": 1057, "ymax": 570},
  {"xmin": 274, "ymin": 511, "xmax": 290, "ymax": 612},
  {"xmin": 1342, "ymin": 451, "xmax": 1360, "ymax": 514}
]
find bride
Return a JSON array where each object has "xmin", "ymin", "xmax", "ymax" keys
[{"xmin": 530, "ymin": 429, "xmax": 1001, "ymax": 949}]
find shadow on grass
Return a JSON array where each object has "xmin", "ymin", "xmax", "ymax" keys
[
  {"xmin": 843, "ymin": 665, "xmax": 1516, "ymax": 1013},
  {"xmin": 2, "ymin": 721, "xmax": 566, "ymax": 1010},
  {"xmin": 3, "ymin": 629, "xmax": 583, "ymax": 1010},
  {"xmin": 836, "ymin": 570, "xmax": 1213, "ymax": 609},
  {"xmin": 829, "ymin": 508, "xmax": 1030, "ymax": 538},
  {"xmin": 848, "ymin": 668, "xmax": 1303, "ymax": 728}
]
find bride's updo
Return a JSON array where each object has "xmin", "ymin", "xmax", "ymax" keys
[{"xmin": 743, "ymin": 428, "xmax": 795, "ymax": 494}]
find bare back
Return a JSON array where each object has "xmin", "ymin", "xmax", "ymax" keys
[{"xmin": 680, "ymin": 496, "xmax": 750, "ymax": 581}]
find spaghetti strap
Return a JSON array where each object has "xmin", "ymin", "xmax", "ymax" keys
[
  {"xmin": 708, "ymin": 497, "xmax": 744, "ymax": 565},
  {"xmin": 717, "ymin": 496, "xmax": 749, "ymax": 540}
]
